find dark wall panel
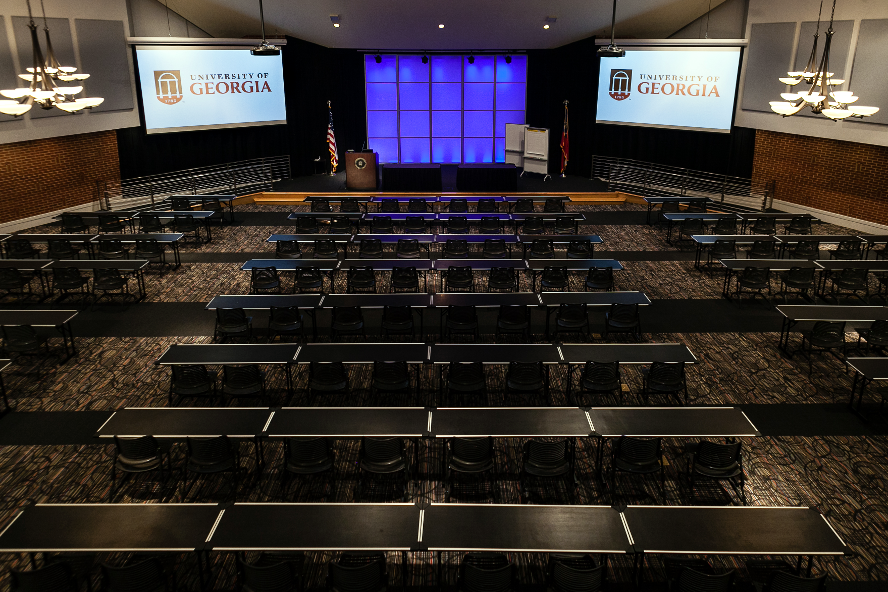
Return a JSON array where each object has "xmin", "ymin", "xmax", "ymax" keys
[
  {"xmin": 0, "ymin": 16, "xmax": 22, "ymax": 125},
  {"xmin": 742, "ymin": 22, "xmax": 797, "ymax": 113},
  {"xmin": 75, "ymin": 19, "xmax": 133, "ymax": 113},
  {"xmin": 12, "ymin": 16, "xmax": 75, "ymax": 119},
  {"xmin": 846, "ymin": 19, "xmax": 888, "ymax": 127}
]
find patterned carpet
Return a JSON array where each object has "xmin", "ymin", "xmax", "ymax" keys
[{"xmin": 0, "ymin": 202, "xmax": 885, "ymax": 590}]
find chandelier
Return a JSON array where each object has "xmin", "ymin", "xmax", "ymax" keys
[
  {"xmin": 0, "ymin": 0, "xmax": 103, "ymax": 116},
  {"xmin": 769, "ymin": 0, "xmax": 878, "ymax": 121}
]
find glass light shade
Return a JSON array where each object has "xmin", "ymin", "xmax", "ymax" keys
[
  {"xmin": 57, "ymin": 75, "xmax": 77, "ymax": 81},
  {"xmin": 822, "ymin": 108, "xmax": 853, "ymax": 120},
  {"xmin": 58, "ymin": 66, "xmax": 77, "ymax": 73},
  {"xmin": 30, "ymin": 89, "xmax": 56, "ymax": 100},
  {"xmin": 54, "ymin": 101, "xmax": 87, "ymax": 112},
  {"xmin": 55, "ymin": 86, "xmax": 83, "ymax": 95},
  {"xmin": 0, "ymin": 101, "xmax": 32, "ymax": 116},
  {"xmin": 18, "ymin": 73, "xmax": 35, "ymax": 81},
  {"xmin": 779, "ymin": 77, "xmax": 801, "ymax": 85},
  {"xmin": 830, "ymin": 91, "xmax": 857, "ymax": 103},
  {"xmin": 780, "ymin": 93, "xmax": 800, "ymax": 101},
  {"xmin": 26, "ymin": 66, "xmax": 57, "ymax": 74},
  {"xmin": 848, "ymin": 106, "xmax": 879, "ymax": 116},
  {"xmin": 801, "ymin": 93, "xmax": 824, "ymax": 103},
  {"xmin": 787, "ymin": 71, "xmax": 805, "ymax": 77},
  {"xmin": 78, "ymin": 97, "xmax": 104, "ymax": 108},
  {"xmin": 0, "ymin": 88, "xmax": 31, "ymax": 99},
  {"xmin": 71, "ymin": 73, "xmax": 89, "ymax": 81},
  {"xmin": 770, "ymin": 101, "xmax": 800, "ymax": 116}
]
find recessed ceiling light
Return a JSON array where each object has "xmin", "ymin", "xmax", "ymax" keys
[
  {"xmin": 544, "ymin": 16, "xmax": 556, "ymax": 30},
  {"xmin": 543, "ymin": 24, "xmax": 549, "ymax": 29},
  {"xmin": 330, "ymin": 15, "xmax": 340, "ymax": 28},
  {"xmin": 438, "ymin": 24, "xmax": 444, "ymax": 29}
]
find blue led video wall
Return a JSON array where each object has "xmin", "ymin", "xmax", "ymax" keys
[{"xmin": 365, "ymin": 54, "xmax": 527, "ymax": 164}]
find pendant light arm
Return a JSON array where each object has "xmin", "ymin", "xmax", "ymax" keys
[
  {"xmin": 258, "ymin": 0, "xmax": 268, "ymax": 43},
  {"xmin": 609, "ymin": 0, "xmax": 618, "ymax": 46}
]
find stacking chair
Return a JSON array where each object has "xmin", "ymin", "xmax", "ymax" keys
[
  {"xmin": 1, "ymin": 325, "xmax": 50, "ymax": 359},
  {"xmin": 800, "ymin": 321, "xmax": 846, "ymax": 375},
  {"xmin": 446, "ymin": 216, "xmax": 470, "ymax": 234},
  {"xmin": 445, "ymin": 361, "xmax": 486, "ymax": 404},
  {"xmin": 711, "ymin": 217, "xmax": 737, "ymax": 235},
  {"xmin": 548, "ymin": 555, "xmax": 606, "ymax": 592},
  {"xmin": 488, "ymin": 267, "xmax": 518, "ymax": 292},
  {"xmin": 311, "ymin": 198, "xmax": 333, "ymax": 212},
  {"xmin": 459, "ymin": 554, "xmax": 515, "ymax": 592},
  {"xmin": 381, "ymin": 306, "xmax": 416, "ymax": 339},
  {"xmin": 408, "ymin": 198, "xmax": 430, "ymax": 213},
  {"xmin": 554, "ymin": 217, "xmax": 576, "ymax": 235},
  {"xmin": 856, "ymin": 319, "xmax": 888, "ymax": 354},
  {"xmin": 47, "ymin": 238, "xmax": 81, "ymax": 260},
  {"xmin": 139, "ymin": 214, "xmax": 164, "ymax": 233},
  {"xmin": 372, "ymin": 361, "xmax": 412, "ymax": 398},
  {"xmin": 685, "ymin": 440, "xmax": 745, "ymax": 504},
  {"xmin": 482, "ymin": 239, "xmax": 508, "ymax": 259},
  {"xmin": 477, "ymin": 198, "xmax": 498, "ymax": 213},
  {"xmin": 641, "ymin": 361, "xmax": 687, "ymax": 404},
  {"xmin": 308, "ymin": 362, "xmax": 349, "ymax": 403},
  {"xmin": 61, "ymin": 212, "xmax": 89, "ymax": 233},
  {"xmin": 662, "ymin": 558, "xmax": 714, "ymax": 588},
  {"xmin": 250, "ymin": 267, "xmax": 282, "ymax": 294},
  {"xmin": 540, "ymin": 266, "xmax": 568, "ymax": 292},
  {"xmin": 328, "ymin": 553, "xmax": 388, "ymax": 592},
  {"xmin": 442, "ymin": 305, "xmax": 480, "ymax": 341},
  {"xmin": 442, "ymin": 239, "xmax": 470, "ymax": 259},
  {"xmin": 735, "ymin": 266, "xmax": 771, "ymax": 305},
  {"xmin": 174, "ymin": 214, "xmax": 202, "ymax": 242},
  {"xmin": 765, "ymin": 571, "xmax": 827, "ymax": 592},
  {"xmin": 506, "ymin": 361, "xmax": 547, "ymax": 404},
  {"xmin": 92, "ymin": 268, "xmax": 131, "ymax": 303},
  {"xmin": 447, "ymin": 198, "xmax": 469, "ymax": 213},
  {"xmin": 0, "ymin": 269, "xmax": 34, "ymax": 302},
  {"xmin": 356, "ymin": 437, "xmax": 411, "ymax": 501},
  {"xmin": 329, "ymin": 216, "xmax": 353, "ymax": 235},
  {"xmin": 52, "ymin": 267, "xmax": 90, "ymax": 302},
  {"xmin": 551, "ymin": 303, "xmax": 591, "ymax": 340},
  {"xmin": 522, "ymin": 217, "xmax": 546, "ymax": 235},
  {"xmin": 268, "ymin": 306, "xmax": 304, "ymax": 342},
  {"xmin": 183, "ymin": 435, "xmax": 240, "ymax": 501},
  {"xmin": 214, "ymin": 308, "xmax": 252, "ymax": 342},
  {"xmin": 705, "ymin": 240, "xmax": 736, "ymax": 273},
  {"xmin": 276, "ymin": 240, "xmax": 303, "ymax": 259},
  {"xmin": 340, "ymin": 198, "xmax": 362, "ymax": 213},
  {"xmin": 778, "ymin": 266, "xmax": 816, "ymax": 303},
  {"xmin": 584, "ymin": 267, "xmax": 614, "ymax": 291},
  {"xmin": 331, "ymin": 306, "xmax": 366, "ymax": 340},
  {"xmin": 404, "ymin": 216, "xmax": 428, "ymax": 234},
  {"xmin": 830, "ymin": 268, "xmax": 869, "ymax": 303},
  {"xmin": 11, "ymin": 562, "xmax": 79, "ymax": 592},
  {"xmin": 96, "ymin": 238, "xmax": 129, "ymax": 260},
  {"xmin": 659, "ymin": 201, "xmax": 680, "ymax": 223},
  {"xmin": 514, "ymin": 198, "xmax": 534, "ymax": 213},
  {"xmin": 444, "ymin": 266, "xmax": 474, "ymax": 292},
  {"xmin": 750, "ymin": 217, "xmax": 776, "ymax": 235},
  {"xmin": 674, "ymin": 569, "xmax": 735, "ymax": 592},
  {"xmin": 610, "ymin": 436, "xmax": 664, "ymax": 501},
  {"xmin": 396, "ymin": 238, "xmax": 422, "ymax": 259},
  {"xmin": 521, "ymin": 439, "xmax": 576, "ymax": 503},
  {"xmin": 98, "ymin": 215, "xmax": 126, "ymax": 234},
  {"xmin": 602, "ymin": 304, "xmax": 641, "ymax": 341},
  {"xmin": 237, "ymin": 554, "xmax": 305, "ymax": 592},
  {"xmin": 370, "ymin": 216, "xmax": 394, "ymax": 234},
  {"xmin": 346, "ymin": 266, "xmax": 377, "ymax": 294},
  {"xmin": 5, "ymin": 238, "xmax": 40, "ymax": 259},
  {"xmin": 786, "ymin": 216, "xmax": 813, "ymax": 235},
  {"xmin": 830, "ymin": 239, "xmax": 864, "ymax": 260},
  {"xmin": 445, "ymin": 437, "xmax": 497, "ymax": 502},
  {"xmin": 295, "ymin": 267, "xmax": 325, "ymax": 293},
  {"xmin": 495, "ymin": 305, "xmax": 530, "ymax": 342},
  {"xmin": 479, "ymin": 217, "xmax": 502, "ymax": 234},
  {"xmin": 222, "ymin": 365, "xmax": 268, "ymax": 405},
  {"xmin": 171, "ymin": 197, "xmax": 193, "ymax": 211},
  {"xmin": 390, "ymin": 266, "xmax": 420, "ymax": 293},
  {"xmin": 314, "ymin": 240, "xmax": 339, "ymax": 259},
  {"xmin": 378, "ymin": 199, "xmax": 399, "ymax": 213},
  {"xmin": 685, "ymin": 202, "xmax": 706, "ymax": 213},
  {"xmin": 202, "ymin": 198, "xmax": 225, "ymax": 225},
  {"xmin": 788, "ymin": 240, "xmax": 820, "ymax": 260},
  {"xmin": 573, "ymin": 361, "xmax": 622, "ymax": 406},
  {"xmin": 101, "ymin": 558, "xmax": 171, "ymax": 592},
  {"xmin": 544, "ymin": 198, "xmax": 564, "ymax": 213},
  {"xmin": 135, "ymin": 239, "xmax": 167, "ymax": 268},
  {"xmin": 747, "ymin": 240, "xmax": 777, "ymax": 259},
  {"xmin": 567, "ymin": 240, "xmax": 592, "ymax": 259},
  {"xmin": 169, "ymin": 365, "xmax": 217, "ymax": 405},
  {"xmin": 281, "ymin": 437, "xmax": 335, "ymax": 499},
  {"xmin": 295, "ymin": 217, "xmax": 319, "ymax": 234},
  {"xmin": 530, "ymin": 239, "xmax": 555, "ymax": 259},
  {"xmin": 110, "ymin": 435, "xmax": 172, "ymax": 500},
  {"xmin": 359, "ymin": 239, "xmax": 384, "ymax": 259}
]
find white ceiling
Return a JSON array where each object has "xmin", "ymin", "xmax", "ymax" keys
[{"xmin": 165, "ymin": 0, "xmax": 730, "ymax": 50}]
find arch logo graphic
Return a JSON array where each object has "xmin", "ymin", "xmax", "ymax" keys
[
  {"xmin": 154, "ymin": 70, "xmax": 183, "ymax": 105},
  {"xmin": 609, "ymin": 69, "xmax": 632, "ymax": 101}
]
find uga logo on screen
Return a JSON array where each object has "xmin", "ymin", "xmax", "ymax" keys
[
  {"xmin": 154, "ymin": 70, "xmax": 183, "ymax": 105},
  {"xmin": 609, "ymin": 69, "xmax": 632, "ymax": 101}
]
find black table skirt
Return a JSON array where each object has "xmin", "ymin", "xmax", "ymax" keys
[
  {"xmin": 456, "ymin": 164, "xmax": 518, "ymax": 192},
  {"xmin": 382, "ymin": 164, "xmax": 442, "ymax": 192}
]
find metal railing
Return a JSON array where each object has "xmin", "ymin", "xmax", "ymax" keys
[
  {"xmin": 591, "ymin": 155, "xmax": 774, "ymax": 211},
  {"xmin": 99, "ymin": 155, "xmax": 291, "ymax": 209}
]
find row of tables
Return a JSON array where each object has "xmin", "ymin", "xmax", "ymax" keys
[
  {"xmin": 305, "ymin": 194, "xmax": 570, "ymax": 212},
  {"xmin": 0, "ymin": 233, "xmax": 186, "ymax": 267},
  {"xmin": 0, "ymin": 259, "xmax": 150, "ymax": 301},
  {"xmin": 718, "ymin": 258, "xmax": 888, "ymax": 300},
  {"xmin": 289, "ymin": 212, "xmax": 584, "ymax": 234},
  {"xmin": 662, "ymin": 213, "xmax": 822, "ymax": 242},
  {"xmin": 692, "ymin": 234, "xmax": 888, "ymax": 267}
]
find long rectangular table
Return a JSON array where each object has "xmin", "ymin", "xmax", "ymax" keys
[
  {"xmin": 171, "ymin": 194, "xmax": 237, "ymax": 223},
  {"xmin": 2, "ymin": 234, "xmax": 98, "ymax": 259},
  {"xmin": 137, "ymin": 211, "xmax": 216, "ymax": 242},
  {"xmin": 691, "ymin": 235, "xmax": 778, "ymax": 268},
  {"xmin": 662, "ymin": 213, "xmax": 739, "ymax": 244},
  {"xmin": 776, "ymin": 305, "xmax": 888, "ymax": 354},
  {"xmin": 268, "ymin": 407, "xmax": 430, "ymax": 437},
  {"xmin": 241, "ymin": 259, "xmax": 339, "ymax": 293},
  {"xmin": 91, "ymin": 233, "xmax": 185, "ymax": 267},
  {"xmin": 718, "ymin": 259, "xmax": 819, "ymax": 300},
  {"xmin": 738, "ymin": 212, "xmax": 821, "ymax": 233},
  {"xmin": 0, "ymin": 310, "xmax": 78, "ymax": 362},
  {"xmin": 527, "ymin": 259, "xmax": 623, "ymax": 293},
  {"xmin": 97, "ymin": 407, "xmax": 274, "ymax": 438},
  {"xmin": 643, "ymin": 197, "xmax": 710, "ymax": 224},
  {"xmin": 774, "ymin": 235, "xmax": 859, "ymax": 258},
  {"xmin": 517, "ymin": 235, "xmax": 603, "ymax": 258},
  {"xmin": 845, "ymin": 357, "xmax": 888, "ymax": 414},
  {"xmin": 46, "ymin": 259, "xmax": 149, "ymax": 301}
]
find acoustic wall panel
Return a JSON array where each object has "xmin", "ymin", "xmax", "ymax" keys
[
  {"xmin": 792, "ymin": 20, "xmax": 853, "ymax": 119},
  {"xmin": 12, "ymin": 17, "xmax": 75, "ymax": 119},
  {"xmin": 0, "ymin": 17, "xmax": 21, "ymax": 125},
  {"xmin": 741, "ymin": 22, "xmax": 797, "ymax": 113},
  {"xmin": 846, "ymin": 19, "xmax": 888, "ymax": 127},
  {"xmin": 75, "ymin": 19, "xmax": 133, "ymax": 113}
]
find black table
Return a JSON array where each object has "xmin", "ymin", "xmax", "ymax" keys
[
  {"xmin": 289, "ymin": 212, "xmax": 364, "ymax": 219},
  {"xmin": 511, "ymin": 212, "xmax": 583, "ymax": 234},
  {"xmin": 241, "ymin": 259, "xmax": 339, "ymax": 293},
  {"xmin": 296, "ymin": 343, "xmax": 428, "ymax": 363},
  {"xmin": 0, "ymin": 259, "xmax": 52, "ymax": 298},
  {"xmin": 136, "ymin": 211, "xmax": 215, "ymax": 243},
  {"xmin": 527, "ymin": 259, "xmax": 623, "ymax": 293},
  {"xmin": 268, "ymin": 407, "xmax": 430, "ymax": 437},
  {"xmin": 539, "ymin": 291, "xmax": 650, "ymax": 306},
  {"xmin": 517, "ymin": 235, "xmax": 603, "ymax": 258},
  {"xmin": 338, "ymin": 259, "xmax": 432, "ymax": 292},
  {"xmin": 738, "ymin": 212, "xmax": 821, "ymax": 233},
  {"xmin": 205, "ymin": 295, "xmax": 323, "ymax": 310},
  {"xmin": 774, "ymin": 235, "xmax": 858, "ymax": 258},
  {"xmin": 0, "ymin": 359, "xmax": 10, "ymax": 414},
  {"xmin": 859, "ymin": 234, "xmax": 888, "ymax": 258},
  {"xmin": 382, "ymin": 164, "xmax": 442, "ymax": 192},
  {"xmin": 815, "ymin": 259, "xmax": 888, "ymax": 299},
  {"xmin": 624, "ymin": 506, "xmax": 846, "ymax": 579},
  {"xmin": 0, "ymin": 503, "xmax": 222, "ymax": 552},
  {"xmin": 267, "ymin": 234, "xmax": 353, "ymax": 243},
  {"xmin": 718, "ymin": 259, "xmax": 818, "ymax": 300},
  {"xmin": 97, "ymin": 407, "xmax": 274, "ymax": 439},
  {"xmin": 456, "ymin": 163, "xmax": 518, "ymax": 193},
  {"xmin": 845, "ymin": 357, "xmax": 888, "ymax": 414},
  {"xmin": 643, "ymin": 197, "xmax": 710, "ymax": 225},
  {"xmin": 691, "ymin": 235, "xmax": 778, "ymax": 269},
  {"xmin": 3, "ymin": 234, "xmax": 98, "ymax": 259},
  {"xmin": 432, "ymin": 292, "xmax": 539, "ymax": 307},
  {"xmin": 588, "ymin": 406, "xmax": 757, "ymax": 437},
  {"xmin": 0, "ymin": 310, "xmax": 78, "ymax": 362},
  {"xmin": 361, "ymin": 212, "xmax": 438, "ymax": 221},
  {"xmin": 430, "ymin": 343, "xmax": 561, "ymax": 364},
  {"xmin": 776, "ymin": 305, "xmax": 888, "ymax": 354},
  {"xmin": 435, "ymin": 234, "xmax": 520, "ymax": 256},
  {"xmin": 422, "ymin": 504, "xmax": 631, "ymax": 553},
  {"xmin": 433, "ymin": 259, "xmax": 526, "ymax": 271},
  {"xmin": 503, "ymin": 195, "xmax": 570, "ymax": 212},
  {"xmin": 438, "ymin": 212, "xmax": 512, "ymax": 221},
  {"xmin": 662, "ymin": 213, "xmax": 740, "ymax": 244},
  {"xmin": 171, "ymin": 194, "xmax": 237, "ymax": 223},
  {"xmin": 431, "ymin": 407, "xmax": 591, "ymax": 438},
  {"xmin": 319, "ymin": 293, "xmax": 430, "ymax": 333},
  {"xmin": 47, "ymin": 260, "xmax": 149, "ymax": 301},
  {"xmin": 92, "ymin": 233, "xmax": 185, "ymax": 267}
]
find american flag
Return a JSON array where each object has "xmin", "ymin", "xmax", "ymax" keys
[
  {"xmin": 327, "ymin": 104, "xmax": 339, "ymax": 173},
  {"xmin": 560, "ymin": 101, "xmax": 569, "ymax": 174}
]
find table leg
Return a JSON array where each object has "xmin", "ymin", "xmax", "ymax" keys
[
  {"xmin": 694, "ymin": 243, "xmax": 703, "ymax": 269},
  {"xmin": 58, "ymin": 321, "xmax": 76, "ymax": 363},
  {"xmin": 565, "ymin": 364, "xmax": 572, "ymax": 404},
  {"xmin": 647, "ymin": 204, "xmax": 653, "ymax": 225},
  {"xmin": 137, "ymin": 269, "xmax": 146, "ymax": 301},
  {"xmin": 172, "ymin": 242, "xmax": 182, "ymax": 268},
  {"xmin": 0, "ymin": 374, "xmax": 9, "ymax": 415}
]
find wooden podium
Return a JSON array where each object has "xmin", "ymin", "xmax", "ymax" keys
[{"xmin": 345, "ymin": 152, "xmax": 378, "ymax": 191}]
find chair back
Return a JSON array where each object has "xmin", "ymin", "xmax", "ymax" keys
[
  {"xmin": 451, "ymin": 437, "xmax": 492, "ymax": 464},
  {"xmin": 404, "ymin": 217, "xmax": 428, "ymax": 233},
  {"xmin": 768, "ymin": 571, "xmax": 826, "ymax": 592},
  {"xmin": 296, "ymin": 266, "xmax": 323, "ymax": 285},
  {"xmin": 362, "ymin": 437, "xmax": 404, "ymax": 464},
  {"xmin": 542, "ymin": 266, "xmax": 568, "ymax": 282},
  {"xmin": 514, "ymin": 198, "xmax": 534, "ymax": 213},
  {"xmin": 711, "ymin": 240, "xmax": 736, "ymax": 256},
  {"xmin": 52, "ymin": 266, "xmax": 85, "ymax": 287},
  {"xmin": 397, "ymin": 239, "xmax": 420, "ymax": 256},
  {"xmin": 238, "ymin": 557, "xmax": 300, "ymax": 592},
  {"xmin": 751, "ymin": 218, "xmax": 776, "ymax": 233},
  {"xmin": 276, "ymin": 240, "xmax": 302, "ymax": 258},
  {"xmin": 676, "ymin": 568, "xmax": 734, "ymax": 592},
  {"xmin": 202, "ymin": 198, "xmax": 223, "ymax": 212},
  {"xmin": 444, "ymin": 240, "xmax": 469, "ymax": 257},
  {"xmin": 712, "ymin": 218, "xmax": 737, "ymax": 234},
  {"xmin": 223, "ymin": 365, "xmax": 263, "ymax": 389},
  {"xmin": 61, "ymin": 213, "xmax": 88, "ymax": 232},
  {"xmin": 461, "ymin": 556, "xmax": 513, "ymax": 592},
  {"xmin": 311, "ymin": 198, "xmax": 332, "ymax": 212},
  {"xmin": 340, "ymin": 198, "xmax": 361, "ymax": 212},
  {"xmin": 680, "ymin": 218, "xmax": 705, "ymax": 233},
  {"xmin": 314, "ymin": 240, "xmax": 338, "ymax": 259},
  {"xmin": 171, "ymin": 197, "xmax": 192, "ymax": 210},
  {"xmin": 522, "ymin": 218, "xmax": 545, "ymax": 234},
  {"xmin": 187, "ymin": 435, "xmax": 234, "ymax": 464},
  {"xmin": 328, "ymin": 557, "xmax": 385, "ymax": 592},
  {"xmin": 11, "ymin": 562, "xmax": 78, "ymax": 592},
  {"xmin": 48, "ymin": 238, "xmax": 76, "ymax": 257},
  {"xmin": 216, "ymin": 307, "xmax": 249, "ymax": 327},
  {"xmin": 101, "ymin": 558, "xmax": 167, "ymax": 592},
  {"xmin": 695, "ymin": 440, "xmax": 741, "ymax": 470},
  {"xmin": 838, "ymin": 267, "xmax": 868, "ymax": 284},
  {"xmin": 648, "ymin": 361, "xmax": 685, "ymax": 386},
  {"xmin": 867, "ymin": 319, "xmax": 888, "ymax": 341},
  {"xmin": 568, "ymin": 240, "xmax": 592, "ymax": 257},
  {"xmin": 531, "ymin": 239, "xmax": 554, "ymax": 257},
  {"xmin": 270, "ymin": 306, "xmax": 303, "ymax": 326},
  {"xmin": 477, "ymin": 198, "xmax": 497, "ymax": 213},
  {"xmin": 408, "ymin": 198, "xmax": 429, "ymax": 212},
  {"xmin": 750, "ymin": 240, "xmax": 776, "ymax": 256},
  {"xmin": 525, "ymin": 439, "xmax": 569, "ymax": 468},
  {"xmin": 480, "ymin": 217, "xmax": 501, "ymax": 233},
  {"xmin": 97, "ymin": 238, "xmax": 125, "ymax": 254},
  {"xmin": 379, "ymin": 199, "xmax": 399, "ymax": 213},
  {"xmin": 359, "ymin": 239, "xmax": 383, "ymax": 257},
  {"xmin": 447, "ymin": 216, "xmax": 469, "ymax": 233},
  {"xmin": 99, "ymin": 215, "xmax": 125, "ymax": 232},
  {"xmin": 740, "ymin": 266, "xmax": 770, "ymax": 283},
  {"xmin": 581, "ymin": 361, "xmax": 620, "ymax": 389},
  {"xmin": 586, "ymin": 267, "xmax": 613, "ymax": 286},
  {"xmin": 608, "ymin": 303, "xmax": 639, "ymax": 324},
  {"xmin": 836, "ymin": 239, "xmax": 862, "ymax": 254},
  {"xmin": 551, "ymin": 557, "xmax": 605, "ymax": 592},
  {"xmin": 788, "ymin": 216, "xmax": 812, "ymax": 232},
  {"xmin": 330, "ymin": 217, "xmax": 353, "ymax": 234},
  {"xmin": 448, "ymin": 199, "xmax": 468, "ymax": 213},
  {"xmin": 811, "ymin": 321, "xmax": 846, "ymax": 344},
  {"xmin": 114, "ymin": 435, "xmax": 160, "ymax": 462},
  {"xmin": 391, "ymin": 266, "xmax": 418, "ymax": 282},
  {"xmin": 371, "ymin": 216, "xmax": 393, "ymax": 234},
  {"xmin": 251, "ymin": 267, "xmax": 280, "ymax": 288},
  {"xmin": 287, "ymin": 437, "xmax": 332, "ymax": 466},
  {"xmin": 447, "ymin": 266, "xmax": 473, "ymax": 281},
  {"xmin": 136, "ymin": 239, "xmax": 162, "ymax": 255},
  {"xmin": 295, "ymin": 217, "xmax": 318, "ymax": 233},
  {"xmin": 544, "ymin": 198, "xmax": 563, "ymax": 212},
  {"xmin": 615, "ymin": 436, "xmax": 661, "ymax": 465},
  {"xmin": 6, "ymin": 238, "xmax": 35, "ymax": 255},
  {"xmin": 93, "ymin": 268, "xmax": 124, "ymax": 287},
  {"xmin": 483, "ymin": 239, "xmax": 508, "ymax": 257},
  {"xmin": 172, "ymin": 364, "xmax": 212, "ymax": 388}
]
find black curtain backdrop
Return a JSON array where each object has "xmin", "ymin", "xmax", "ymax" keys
[{"xmin": 118, "ymin": 35, "xmax": 752, "ymax": 181}]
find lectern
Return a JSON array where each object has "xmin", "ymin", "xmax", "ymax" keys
[{"xmin": 345, "ymin": 151, "xmax": 378, "ymax": 191}]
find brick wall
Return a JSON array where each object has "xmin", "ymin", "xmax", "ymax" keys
[
  {"xmin": 0, "ymin": 130, "xmax": 120, "ymax": 225},
  {"xmin": 752, "ymin": 129, "xmax": 888, "ymax": 225}
]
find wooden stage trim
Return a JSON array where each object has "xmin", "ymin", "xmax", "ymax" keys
[{"xmin": 245, "ymin": 191, "xmax": 643, "ymax": 205}]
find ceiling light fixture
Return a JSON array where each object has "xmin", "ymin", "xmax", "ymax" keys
[
  {"xmin": 438, "ymin": 24, "xmax": 444, "ymax": 29},
  {"xmin": 544, "ymin": 17, "xmax": 556, "ymax": 30},
  {"xmin": 597, "ymin": 0, "xmax": 625, "ymax": 57},
  {"xmin": 251, "ymin": 0, "xmax": 280, "ymax": 56},
  {"xmin": 330, "ymin": 15, "xmax": 340, "ymax": 28},
  {"xmin": 770, "ymin": 0, "xmax": 878, "ymax": 120},
  {"xmin": 0, "ymin": 0, "xmax": 102, "ymax": 116}
]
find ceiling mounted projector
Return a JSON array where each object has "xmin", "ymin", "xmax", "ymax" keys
[
  {"xmin": 598, "ymin": 0, "xmax": 625, "ymax": 58},
  {"xmin": 251, "ymin": 0, "xmax": 280, "ymax": 56}
]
